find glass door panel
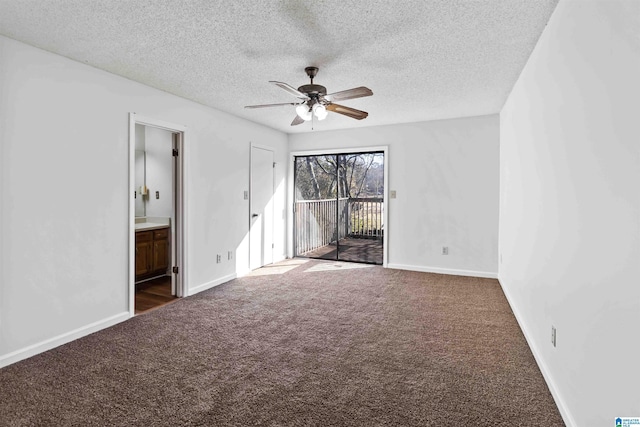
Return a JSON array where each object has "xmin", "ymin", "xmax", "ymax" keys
[
  {"xmin": 336, "ymin": 153, "xmax": 384, "ymax": 264},
  {"xmin": 294, "ymin": 155, "xmax": 339, "ymax": 260}
]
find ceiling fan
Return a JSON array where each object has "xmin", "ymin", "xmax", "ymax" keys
[{"xmin": 244, "ymin": 67, "xmax": 373, "ymax": 126}]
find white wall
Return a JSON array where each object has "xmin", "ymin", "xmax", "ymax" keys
[
  {"xmin": 499, "ymin": 1, "xmax": 640, "ymax": 425},
  {"xmin": 289, "ymin": 115, "xmax": 499, "ymax": 277},
  {"xmin": 0, "ymin": 35, "xmax": 288, "ymax": 366}
]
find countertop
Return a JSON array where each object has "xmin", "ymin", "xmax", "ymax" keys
[
  {"xmin": 135, "ymin": 217, "xmax": 170, "ymax": 232},
  {"xmin": 135, "ymin": 222, "xmax": 170, "ymax": 232}
]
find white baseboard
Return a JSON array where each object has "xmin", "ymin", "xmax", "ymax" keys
[
  {"xmin": 386, "ymin": 263, "xmax": 498, "ymax": 279},
  {"xmin": 0, "ymin": 311, "xmax": 130, "ymax": 369},
  {"xmin": 187, "ymin": 273, "xmax": 236, "ymax": 296},
  {"xmin": 497, "ymin": 275, "xmax": 576, "ymax": 427}
]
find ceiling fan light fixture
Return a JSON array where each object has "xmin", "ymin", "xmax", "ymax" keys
[
  {"xmin": 296, "ymin": 104, "xmax": 312, "ymax": 121},
  {"xmin": 313, "ymin": 103, "xmax": 328, "ymax": 120}
]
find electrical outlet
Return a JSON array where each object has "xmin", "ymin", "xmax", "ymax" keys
[
  {"xmin": 228, "ymin": 251, "xmax": 233, "ymax": 260},
  {"xmin": 155, "ymin": 191, "xmax": 160, "ymax": 199},
  {"xmin": 216, "ymin": 254, "xmax": 221, "ymax": 263},
  {"xmin": 551, "ymin": 326, "xmax": 557, "ymax": 347},
  {"xmin": 500, "ymin": 253, "xmax": 503, "ymax": 264},
  {"xmin": 442, "ymin": 246, "xmax": 449, "ymax": 255}
]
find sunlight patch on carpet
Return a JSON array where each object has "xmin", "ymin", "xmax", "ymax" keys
[
  {"xmin": 304, "ymin": 261, "xmax": 375, "ymax": 273},
  {"xmin": 248, "ymin": 259, "xmax": 309, "ymax": 276}
]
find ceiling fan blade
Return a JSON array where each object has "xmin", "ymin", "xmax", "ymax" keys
[
  {"xmin": 291, "ymin": 115, "xmax": 305, "ymax": 126},
  {"xmin": 326, "ymin": 103, "xmax": 369, "ymax": 120},
  {"xmin": 269, "ymin": 81, "xmax": 310, "ymax": 100},
  {"xmin": 324, "ymin": 86, "xmax": 373, "ymax": 102},
  {"xmin": 244, "ymin": 102, "xmax": 299, "ymax": 109}
]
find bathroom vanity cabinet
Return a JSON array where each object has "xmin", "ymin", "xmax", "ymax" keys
[{"xmin": 135, "ymin": 227, "xmax": 169, "ymax": 281}]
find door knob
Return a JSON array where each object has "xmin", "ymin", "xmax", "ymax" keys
[{"xmin": 252, "ymin": 213, "xmax": 259, "ymax": 218}]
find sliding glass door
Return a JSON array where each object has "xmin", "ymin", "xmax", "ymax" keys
[
  {"xmin": 294, "ymin": 152, "xmax": 384, "ymax": 264},
  {"xmin": 294, "ymin": 155, "xmax": 339, "ymax": 261}
]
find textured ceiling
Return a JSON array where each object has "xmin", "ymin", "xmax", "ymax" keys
[{"xmin": 0, "ymin": 0, "xmax": 558, "ymax": 134}]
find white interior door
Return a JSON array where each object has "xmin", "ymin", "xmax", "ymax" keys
[{"xmin": 250, "ymin": 146, "xmax": 274, "ymax": 270}]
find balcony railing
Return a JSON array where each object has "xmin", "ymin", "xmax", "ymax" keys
[
  {"xmin": 347, "ymin": 197, "xmax": 384, "ymax": 238},
  {"xmin": 294, "ymin": 197, "xmax": 383, "ymax": 255}
]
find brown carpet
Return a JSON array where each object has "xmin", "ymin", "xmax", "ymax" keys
[{"xmin": 0, "ymin": 259, "xmax": 564, "ymax": 426}]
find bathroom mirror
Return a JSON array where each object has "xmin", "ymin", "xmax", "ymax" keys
[
  {"xmin": 135, "ymin": 124, "xmax": 175, "ymax": 219},
  {"xmin": 135, "ymin": 149, "xmax": 146, "ymax": 217}
]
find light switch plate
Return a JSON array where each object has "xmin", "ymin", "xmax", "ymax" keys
[{"xmin": 390, "ymin": 190, "xmax": 397, "ymax": 199}]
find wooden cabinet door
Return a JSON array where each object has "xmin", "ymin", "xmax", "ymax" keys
[
  {"xmin": 135, "ymin": 241, "xmax": 153, "ymax": 277},
  {"xmin": 153, "ymin": 239, "xmax": 169, "ymax": 273}
]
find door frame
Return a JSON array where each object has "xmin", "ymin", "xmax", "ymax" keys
[
  {"xmin": 288, "ymin": 146, "xmax": 389, "ymax": 267},
  {"xmin": 128, "ymin": 113, "xmax": 188, "ymax": 317},
  {"xmin": 249, "ymin": 143, "xmax": 275, "ymax": 271}
]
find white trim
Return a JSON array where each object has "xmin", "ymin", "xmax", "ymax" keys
[
  {"xmin": 250, "ymin": 142, "xmax": 275, "ymax": 152},
  {"xmin": 290, "ymin": 146, "xmax": 387, "ymax": 157},
  {"xmin": 497, "ymin": 276, "xmax": 576, "ymax": 427},
  {"xmin": 175, "ymin": 130, "xmax": 188, "ymax": 297},
  {"xmin": 288, "ymin": 146, "xmax": 389, "ymax": 267},
  {"xmin": 187, "ymin": 273, "xmax": 236, "ymax": 296},
  {"xmin": 386, "ymin": 263, "xmax": 498, "ymax": 279},
  {"xmin": 129, "ymin": 113, "xmax": 188, "ymax": 315},
  {"xmin": 128, "ymin": 114, "xmax": 136, "ymax": 316},
  {"xmin": 0, "ymin": 312, "xmax": 129, "ymax": 369},
  {"xmin": 382, "ymin": 148, "xmax": 389, "ymax": 267},
  {"xmin": 131, "ymin": 114, "xmax": 187, "ymax": 133}
]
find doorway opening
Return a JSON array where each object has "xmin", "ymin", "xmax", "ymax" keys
[
  {"xmin": 293, "ymin": 151, "xmax": 385, "ymax": 265},
  {"xmin": 129, "ymin": 114, "xmax": 186, "ymax": 316}
]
